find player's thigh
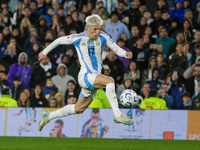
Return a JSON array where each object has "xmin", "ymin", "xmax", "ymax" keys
[
  {"xmin": 75, "ymin": 96, "xmax": 93, "ymax": 114},
  {"xmin": 93, "ymin": 74, "xmax": 114, "ymax": 89}
]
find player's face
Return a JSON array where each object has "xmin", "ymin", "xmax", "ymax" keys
[{"xmin": 87, "ymin": 25, "xmax": 101, "ymax": 39}]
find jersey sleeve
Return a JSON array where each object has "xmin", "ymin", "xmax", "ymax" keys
[
  {"xmin": 102, "ymin": 32, "xmax": 127, "ymax": 58},
  {"xmin": 42, "ymin": 35, "xmax": 77, "ymax": 55}
]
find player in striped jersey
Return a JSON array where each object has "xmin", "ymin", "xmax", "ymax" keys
[{"xmin": 38, "ymin": 14, "xmax": 134, "ymax": 131}]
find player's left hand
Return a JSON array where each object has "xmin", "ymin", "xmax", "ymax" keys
[{"xmin": 126, "ymin": 52, "xmax": 133, "ymax": 59}]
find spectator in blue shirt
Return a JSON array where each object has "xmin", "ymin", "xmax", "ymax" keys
[
  {"xmin": 105, "ymin": 11, "xmax": 129, "ymax": 43},
  {"xmin": 169, "ymin": 0, "xmax": 185, "ymax": 23}
]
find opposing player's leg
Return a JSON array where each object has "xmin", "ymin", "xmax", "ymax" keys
[
  {"xmin": 39, "ymin": 96, "xmax": 93, "ymax": 131},
  {"xmin": 93, "ymin": 74, "xmax": 134, "ymax": 125}
]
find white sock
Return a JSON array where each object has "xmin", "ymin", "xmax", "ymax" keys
[
  {"xmin": 49, "ymin": 104, "xmax": 76, "ymax": 120},
  {"xmin": 106, "ymin": 83, "xmax": 121, "ymax": 118}
]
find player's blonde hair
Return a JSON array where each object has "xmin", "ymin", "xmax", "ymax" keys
[{"xmin": 86, "ymin": 14, "xmax": 103, "ymax": 26}]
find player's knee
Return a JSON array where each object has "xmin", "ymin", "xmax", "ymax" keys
[
  {"xmin": 74, "ymin": 107, "xmax": 85, "ymax": 114},
  {"xmin": 106, "ymin": 77, "xmax": 114, "ymax": 84}
]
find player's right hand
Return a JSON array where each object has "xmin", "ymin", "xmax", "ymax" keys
[{"xmin": 38, "ymin": 51, "xmax": 47, "ymax": 61}]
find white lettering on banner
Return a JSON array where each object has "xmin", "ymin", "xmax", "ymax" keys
[{"xmin": 189, "ymin": 134, "xmax": 200, "ymax": 140}]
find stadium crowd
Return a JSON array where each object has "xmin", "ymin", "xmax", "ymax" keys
[{"xmin": 0, "ymin": 0, "xmax": 200, "ymax": 110}]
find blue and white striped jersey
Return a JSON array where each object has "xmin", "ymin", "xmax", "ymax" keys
[{"xmin": 43, "ymin": 31, "xmax": 127, "ymax": 74}]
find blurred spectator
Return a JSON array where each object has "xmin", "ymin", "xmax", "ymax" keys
[
  {"xmin": 45, "ymin": 7, "xmax": 54, "ymax": 25},
  {"xmin": 116, "ymin": 38, "xmax": 131, "ymax": 69},
  {"xmin": 50, "ymin": 14, "xmax": 62, "ymax": 35},
  {"xmin": 0, "ymin": 44, "xmax": 18, "ymax": 67},
  {"xmin": 168, "ymin": 17, "xmax": 180, "ymax": 38},
  {"xmin": 156, "ymin": 0, "xmax": 169, "ymax": 11},
  {"xmin": 18, "ymin": 91, "xmax": 30, "ymax": 107},
  {"xmin": 157, "ymin": 83, "xmax": 173, "ymax": 109},
  {"xmin": 160, "ymin": 10, "xmax": 171, "ymax": 30},
  {"xmin": 30, "ymin": 84, "xmax": 48, "ymax": 107},
  {"xmin": 190, "ymin": 30, "xmax": 200, "ymax": 50},
  {"xmin": 138, "ymin": 16, "xmax": 147, "ymax": 37},
  {"xmin": 12, "ymin": 1, "xmax": 23, "ymax": 27},
  {"xmin": 126, "ymin": 25, "xmax": 139, "ymax": 49},
  {"xmin": 11, "ymin": 77, "xmax": 24, "ymax": 101},
  {"xmin": 23, "ymin": 88, "xmax": 31, "ymax": 100},
  {"xmin": 100, "ymin": 10, "xmax": 110, "ymax": 31},
  {"xmin": 36, "ymin": 15, "xmax": 50, "ymax": 43},
  {"xmin": 0, "ymin": 64, "xmax": 7, "ymax": 72},
  {"xmin": 7, "ymin": 52, "xmax": 33, "ymax": 89},
  {"xmin": 183, "ymin": 60, "xmax": 200, "ymax": 80},
  {"xmin": 49, "ymin": 96, "xmax": 57, "ymax": 108},
  {"xmin": 29, "ymin": 56, "xmax": 56, "ymax": 88},
  {"xmin": 181, "ymin": 91, "xmax": 191, "ymax": 109},
  {"xmin": 124, "ymin": 61, "xmax": 141, "ymax": 94},
  {"xmin": 131, "ymin": 37, "xmax": 148, "ymax": 70},
  {"xmin": 140, "ymin": 82, "xmax": 156, "ymax": 99},
  {"xmin": 142, "ymin": 56, "xmax": 157, "ymax": 86},
  {"xmin": 0, "ymin": 71, "xmax": 9, "ymax": 87},
  {"xmin": 103, "ymin": 49, "xmax": 124, "ymax": 86},
  {"xmin": 44, "ymin": 78, "xmax": 57, "ymax": 100},
  {"xmin": 52, "ymin": 63, "xmax": 76, "ymax": 97},
  {"xmin": 30, "ymin": 1, "xmax": 41, "ymax": 23},
  {"xmin": 66, "ymin": 95, "xmax": 77, "ymax": 105},
  {"xmin": 0, "ymin": 32, "xmax": 8, "ymax": 60},
  {"xmin": 190, "ymin": 83, "xmax": 200, "ymax": 110},
  {"xmin": 52, "ymin": 1, "xmax": 60, "ymax": 14},
  {"xmin": 105, "ymin": 11, "xmax": 129, "ymax": 43},
  {"xmin": 168, "ymin": 70, "xmax": 185, "ymax": 109},
  {"xmin": 191, "ymin": 44, "xmax": 200, "ymax": 65},
  {"xmin": 20, "ymin": 17, "xmax": 33, "ymax": 43},
  {"xmin": 185, "ymin": 64, "xmax": 200, "ymax": 96},
  {"xmin": 28, "ymin": 42, "xmax": 42, "ymax": 68},
  {"xmin": 156, "ymin": 52, "xmax": 169, "ymax": 79},
  {"xmin": 193, "ymin": 2, "xmax": 200, "ymax": 29},
  {"xmin": 64, "ymin": 80, "xmax": 80, "ymax": 103},
  {"xmin": 145, "ymin": 67, "xmax": 165, "ymax": 92},
  {"xmin": 169, "ymin": 43, "xmax": 189, "ymax": 77},
  {"xmin": 63, "ymin": 14, "xmax": 80, "ymax": 35},
  {"xmin": 9, "ymin": 36, "xmax": 24, "ymax": 56},
  {"xmin": 61, "ymin": 54, "xmax": 71, "ymax": 68},
  {"xmin": 71, "ymin": 10, "xmax": 84, "ymax": 32},
  {"xmin": 181, "ymin": 19, "xmax": 193, "ymax": 42},
  {"xmin": 168, "ymin": 31, "xmax": 185, "ymax": 58},
  {"xmin": 55, "ymin": 93, "xmax": 64, "ymax": 108},
  {"xmin": 96, "ymin": 0, "xmax": 118, "ymax": 14},
  {"xmin": 169, "ymin": 0, "xmax": 185, "ymax": 23},
  {"xmin": 150, "ymin": 9, "xmax": 162, "ymax": 35},
  {"xmin": 183, "ymin": 42, "xmax": 192, "ymax": 64},
  {"xmin": 2, "ymin": 8, "xmax": 12, "ymax": 28},
  {"xmin": 68, "ymin": 56, "xmax": 81, "ymax": 83},
  {"xmin": 143, "ymin": 10, "xmax": 154, "ymax": 26},
  {"xmin": 36, "ymin": 0, "xmax": 48, "ymax": 15},
  {"xmin": 156, "ymin": 27, "xmax": 176, "ymax": 57},
  {"xmin": 63, "ymin": 0, "xmax": 76, "ymax": 15},
  {"xmin": 23, "ymin": 34, "xmax": 39, "ymax": 56}
]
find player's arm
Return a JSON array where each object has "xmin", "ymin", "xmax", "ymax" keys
[
  {"xmin": 38, "ymin": 35, "xmax": 75, "ymax": 61},
  {"xmin": 104, "ymin": 34, "xmax": 132, "ymax": 59}
]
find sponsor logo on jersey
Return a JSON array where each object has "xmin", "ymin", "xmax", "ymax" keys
[{"xmin": 81, "ymin": 43, "xmax": 86, "ymax": 46}]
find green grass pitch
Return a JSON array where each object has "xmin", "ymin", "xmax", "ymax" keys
[{"xmin": 0, "ymin": 137, "xmax": 200, "ymax": 150}]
